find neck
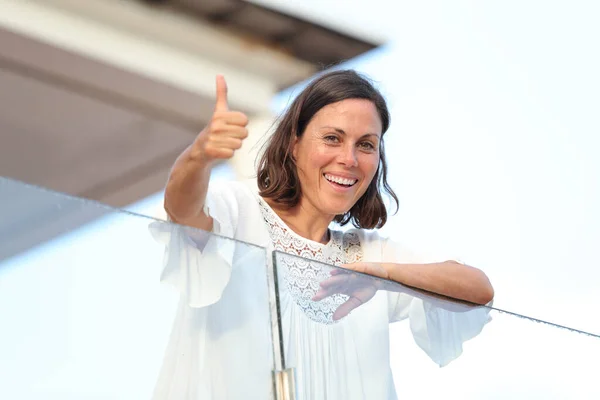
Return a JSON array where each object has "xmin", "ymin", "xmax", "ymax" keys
[{"xmin": 265, "ymin": 198, "xmax": 333, "ymax": 244}]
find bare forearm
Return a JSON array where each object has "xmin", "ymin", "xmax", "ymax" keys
[
  {"xmin": 164, "ymin": 144, "xmax": 213, "ymax": 231},
  {"xmin": 386, "ymin": 261, "xmax": 494, "ymax": 305}
]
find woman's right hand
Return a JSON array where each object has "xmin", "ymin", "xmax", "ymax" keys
[
  {"xmin": 164, "ymin": 75, "xmax": 248, "ymax": 229},
  {"xmin": 190, "ymin": 75, "xmax": 249, "ymax": 166}
]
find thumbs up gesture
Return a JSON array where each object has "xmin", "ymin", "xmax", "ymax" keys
[{"xmin": 192, "ymin": 75, "xmax": 249, "ymax": 165}]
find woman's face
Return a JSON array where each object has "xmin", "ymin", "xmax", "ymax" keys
[{"xmin": 292, "ymin": 98, "xmax": 382, "ymax": 219}]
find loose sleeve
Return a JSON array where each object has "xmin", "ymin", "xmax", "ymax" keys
[
  {"xmin": 383, "ymin": 239, "xmax": 492, "ymax": 367},
  {"xmin": 148, "ymin": 182, "xmax": 274, "ymax": 399},
  {"xmin": 148, "ymin": 183, "xmax": 239, "ymax": 308}
]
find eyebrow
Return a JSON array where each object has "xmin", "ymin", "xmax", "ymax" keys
[{"xmin": 322, "ymin": 126, "xmax": 381, "ymax": 139}]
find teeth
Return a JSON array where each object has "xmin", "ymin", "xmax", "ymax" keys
[{"xmin": 324, "ymin": 174, "xmax": 357, "ymax": 186}]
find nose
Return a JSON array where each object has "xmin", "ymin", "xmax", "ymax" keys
[{"xmin": 339, "ymin": 144, "xmax": 358, "ymax": 167}]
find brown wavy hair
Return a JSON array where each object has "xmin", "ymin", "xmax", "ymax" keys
[{"xmin": 256, "ymin": 69, "xmax": 398, "ymax": 229}]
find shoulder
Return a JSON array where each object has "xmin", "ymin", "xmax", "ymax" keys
[
  {"xmin": 208, "ymin": 178, "xmax": 258, "ymax": 203},
  {"xmin": 340, "ymin": 228, "xmax": 432, "ymax": 263},
  {"xmin": 205, "ymin": 179, "xmax": 264, "ymax": 222},
  {"xmin": 204, "ymin": 178, "xmax": 270, "ymax": 244},
  {"xmin": 334, "ymin": 228, "xmax": 387, "ymax": 262}
]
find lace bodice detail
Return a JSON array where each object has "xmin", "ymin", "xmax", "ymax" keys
[{"xmin": 258, "ymin": 197, "xmax": 363, "ymax": 324}]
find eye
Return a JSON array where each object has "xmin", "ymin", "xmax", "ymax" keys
[
  {"xmin": 358, "ymin": 141, "xmax": 376, "ymax": 151},
  {"xmin": 323, "ymin": 135, "xmax": 340, "ymax": 143}
]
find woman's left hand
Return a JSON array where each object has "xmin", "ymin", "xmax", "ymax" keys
[
  {"xmin": 312, "ymin": 261, "xmax": 493, "ymax": 319},
  {"xmin": 312, "ymin": 262, "xmax": 391, "ymax": 320}
]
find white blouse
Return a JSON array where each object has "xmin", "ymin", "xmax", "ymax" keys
[{"xmin": 149, "ymin": 180, "xmax": 490, "ymax": 400}]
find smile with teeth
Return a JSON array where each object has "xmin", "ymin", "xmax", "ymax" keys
[{"xmin": 324, "ymin": 173, "xmax": 358, "ymax": 187}]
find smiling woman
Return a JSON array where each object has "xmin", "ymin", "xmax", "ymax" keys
[
  {"xmin": 158, "ymin": 69, "xmax": 494, "ymax": 399},
  {"xmin": 257, "ymin": 70, "xmax": 397, "ymax": 234}
]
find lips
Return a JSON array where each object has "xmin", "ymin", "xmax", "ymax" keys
[{"xmin": 323, "ymin": 173, "xmax": 358, "ymax": 187}]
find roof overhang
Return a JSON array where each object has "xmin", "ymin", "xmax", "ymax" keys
[{"xmin": 0, "ymin": 0, "xmax": 383, "ymax": 260}]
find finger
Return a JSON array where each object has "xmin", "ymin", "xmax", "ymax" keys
[
  {"xmin": 318, "ymin": 275, "xmax": 349, "ymax": 289},
  {"xmin": 314, "ymin": 272, "xmax": 371, "ymax": 300},
  {"xmin": 332, "ymin": 286, "xmax": 377, "ymax": 321},
  {"xmin": 213, "ymin": 111, "xmax": 249, "ymax": 127},
  {"xmin": 311, "ymin": 290, "xmax": 328, "ymax": 301},
  {"xmin": 352, "ymin": 286, "xmax": 378, "ymax": 304},
  {"xmin": 214, "ymin": 75, "xmax": 229, "ymax": 112},
  {"xmin": 333, "ymin": 296, "xmax": 363, "ymax": 321},
  {"xmin": 211, "ymin": 124, "xmax": 248, "ymax": 139},
  {"xmin": 208, "ymin": 136, "xmax": 243, "ymax": 151},
  {"xmin": 224, "ymin": 125, "xmax": 248, "ymax": 140},
  {"xmin": 312, "ymin": 282, "xmax": 341, "ymax": 301},
  {"xmin": 313, "ymin": 279, "xmax": 362, "ymax": 301},
  {"xmin": 329, "ymin": 268, "xmax": 350, "ymax": 276},
  {"xmin": 312, "ymin": 285, "xmax": 341, "ymax": 301},
  {"xmin": 203, "ymin": 146, "xmax": 235, "ymax": 160}
]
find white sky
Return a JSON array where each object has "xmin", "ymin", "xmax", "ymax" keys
[
  {"xmin": 274, "ymin": 0, "xmax": 600, "ymax": 335},
  {"xmin": 247, "ymin": 0, "xmax": 394, "ymax": 43}
]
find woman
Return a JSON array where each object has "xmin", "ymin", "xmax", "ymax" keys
[{"xmin": 153, "ymin": 70, "xmax": 494, "ymax": 399}]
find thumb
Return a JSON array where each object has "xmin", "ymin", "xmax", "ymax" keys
[{"xmin": 214, "ymin": 75, "xmax": 229, "ymax": 112}]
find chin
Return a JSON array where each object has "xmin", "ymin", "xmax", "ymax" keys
[{"xmin": 321, "ymin": 202, "xmax": 355, "ymax": 217}]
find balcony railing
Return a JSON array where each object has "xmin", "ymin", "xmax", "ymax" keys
[{"xmin": 1, "ymin": 176, "xmax": 598, "ymax": 399}]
